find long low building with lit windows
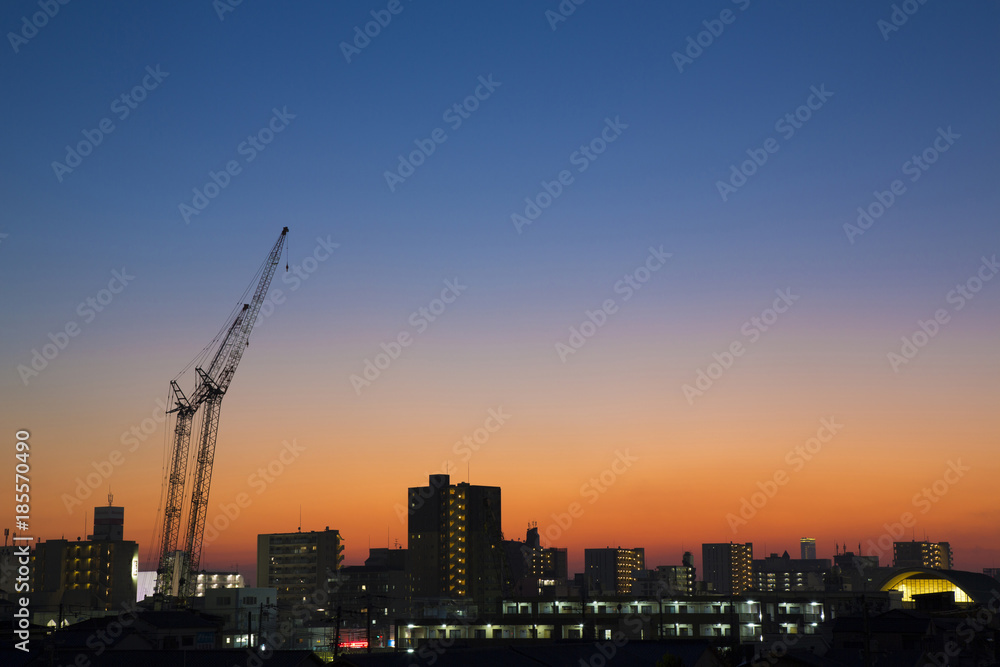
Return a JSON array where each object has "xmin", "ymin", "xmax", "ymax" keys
[
  {"xmin": 392, "ymin": 591, "xmax": 901, "ymax": 649},
  {"xmin": 389, "ymin": 568, "xmax": 999, "ymax": 650}
]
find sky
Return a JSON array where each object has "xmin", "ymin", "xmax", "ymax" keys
[{"xmin": 1, "ymin": 1, "xmax": 998, "ymax": 585}]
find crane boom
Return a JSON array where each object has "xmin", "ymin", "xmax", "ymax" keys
[{"xmin": 179, "ymin": 226, "xmax": 288, "ymax": 597}]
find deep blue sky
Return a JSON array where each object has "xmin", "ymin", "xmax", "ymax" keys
[{"xmin": 2, "ymin": 2, "xmax": 997, "ymax": 313}]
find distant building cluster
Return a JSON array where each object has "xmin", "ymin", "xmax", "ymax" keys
[{"xmin": 2, "ymin": 476, "xmax": 997, "ymax": 665}]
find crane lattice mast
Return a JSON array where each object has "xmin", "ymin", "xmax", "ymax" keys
[{"xmin": 155, "ymin": 309, "xmax": 246, "ymax": 596}]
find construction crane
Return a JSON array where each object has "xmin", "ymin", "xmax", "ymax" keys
[
  {"xmin": 155, "ymin": 309, "xmax": 246, "ymax": 597},
  {"xmin": 155, "ymin": 226, "xmax": 288, "ymax": 599}
]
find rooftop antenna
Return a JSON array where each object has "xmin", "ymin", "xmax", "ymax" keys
[
  {"xmin": 298, "ymin": 505, "xmax": 302, "ymax": 533},
  {"xmin": 108, "ymin": 488, "xmax": 113, "ymax": 506}
]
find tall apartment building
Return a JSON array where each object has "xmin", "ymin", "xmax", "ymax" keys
[
  {"xmin": 800, "ymin": 538, "xmax": 817, "ymax": 560},
  {"xmin": 407, "ymin": 474, "xmax": 504, "ymax": 606},
  {"xmin": 584, "ymin": 548, "xmax": 645, "ymax": 596},
  {"xmin": 32, "ymin": 504, "xmax": 138, "ymax": 615},
  {"xmin": 256, "ymin": 528, "xmax": 343, "ymax": 610},
  {"xmin": 893, "ymin": 541, "xmax": 952, "ymax": 569},
  {"xmin": 702, "ymin": 542, "xmax": 753, "ymax": 595}
]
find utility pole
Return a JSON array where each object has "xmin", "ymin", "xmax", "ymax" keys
[
  {"xmin": 366, "ymin": 593, "xmax": 372, "ymax": 653},
  {"xmin": 333, "ymin": 603, "xmax": 342, "ymax": 659},
  {"xmin": 861, "ymin": 594, "xmax": 872, "ymax": 667},
  {"xmin": 658, "ymin": 596, "xmax": 664, "ymax": 640}
]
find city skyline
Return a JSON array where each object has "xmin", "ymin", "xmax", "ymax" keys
[
  {"xmin": 32, "ymin": 478, "xmax": 994, "ymax": 588},
  {"xmin": 1, "ymin": 0, "xmax": 998, "ymax": 590}
]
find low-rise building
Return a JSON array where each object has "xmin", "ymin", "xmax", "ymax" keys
[{"xmin": 753, "ymin": 551, "xmax": 831, "ymax": 592}]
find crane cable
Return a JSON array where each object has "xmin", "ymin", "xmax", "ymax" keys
[
  {"xmin": 171, "ymin": 249, "xmax": 272, "ymax": 383},
  {"xmin": 146, "ymin": 384, "xmax": 176, "ymax": 571}
]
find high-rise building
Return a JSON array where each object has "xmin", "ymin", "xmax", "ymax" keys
[
  {"xmin": 32, "ymin": 504, "xmax": 138, "ymax": 614},
  {"xmin": 584, "ymin": 548, "xmax": 645, "ymax": 596},
  {"xmin": 406, "ymin": 474, "xmax": 504, "ymax": 606},
  {"xmin": 256, "ymin": 528, "xmax": 343, "ymax": 611},
  {"xmin": 800, "ymin": 538, "xmax": 817, "ymax": 560},
  {"xmin": 702, "ymin": 542, "xmax": 753, "ymax": 595},
  {"xmin": 893, "ymin": 541, "xmax": 952, "ymax": 569}
]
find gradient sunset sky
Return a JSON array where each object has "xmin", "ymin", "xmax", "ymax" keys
[{"xmin": 1, "ymin": 1, "xmax": 998, "ymax": 583}]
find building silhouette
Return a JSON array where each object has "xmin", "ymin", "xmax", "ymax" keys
[
  {"xmin": 634, "ymin": 552, "xmax": 696, "ymax": 597},
  {"xmin": 90, "ymin": 505, "xmax": 124, "ymax": 541},
  {"xmin": 584, "ymin": 547, "xmax": 645, "ymax": 596},
  {"xmin": 800, "ymin": 537, "xmax": 817, "ymax": 560},
  {"xmin": 753, "ymin": 550, "xmax": 831, "ymax": 592},
  {"xmin": 504, "ymin": 526, "xmax": 568, "ymax": 597},
  {"xmin": 702, "ymin": 542, "xmax": 753, "ymax": 595},
  {"xmin": 893, "ymin": 541, "xmax": 952, "ymax": 569},
  {"xmin": 337, "ymin": 547, "xmax": 407, "ymax": 650},
  {"xmin": 406, "ymin": 474, "xmax": 504, "ymax": 608},
  {"xmin": 31, "ymin": 502, "xmax": 138, "ymax": 618},
  {"xmin": 256, "ymin": 527, "xmax": 343, "ymax": 613}
]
